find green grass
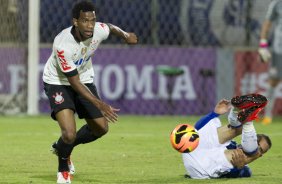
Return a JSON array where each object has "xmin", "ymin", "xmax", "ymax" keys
[{"xmin": 0, "ymin": 115, "xmax": 282, "ymax": 184}]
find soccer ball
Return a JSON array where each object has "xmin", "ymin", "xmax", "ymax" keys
[{"xmin": 170, "ymin": 124, "xmax": 199, "ymax": 153}]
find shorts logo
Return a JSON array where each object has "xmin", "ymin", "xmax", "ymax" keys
[{"xmin": 52, "ymin": 92, "xmax": 64, "ymax": 104}]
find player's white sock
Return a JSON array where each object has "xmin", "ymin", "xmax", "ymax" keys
[
  {"xmin": 241, "ymin": 121, "xmax": 258, "ymax": 155},
  {"xmin": 228, "ymin": 107, "xmax": 241, "ymax": 127}
]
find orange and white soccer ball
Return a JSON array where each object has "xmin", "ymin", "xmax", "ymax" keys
[{"xmin": 170, "ymin": 124, "xmax": 199, "ymax": 153}]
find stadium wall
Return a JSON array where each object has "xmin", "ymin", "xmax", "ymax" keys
[{"xmin": 1, "ymin": 47, "xmax": 281, "ymax": 115}]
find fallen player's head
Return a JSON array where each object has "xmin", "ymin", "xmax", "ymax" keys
[{"xmin": 257, "ymin": 134, "xmax": 272, "ymax": 155}]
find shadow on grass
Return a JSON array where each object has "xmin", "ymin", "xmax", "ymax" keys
[
  {"xmin": 29, "ymin": 173, "xmax": 58, "ymax": 182},
  {"xmin": 30, "ymin": 173, "xmax": 102, "ymax": 183},
  {"xmin": 113, "ymin": 175, "xmax": 231, "ymax": 184}
]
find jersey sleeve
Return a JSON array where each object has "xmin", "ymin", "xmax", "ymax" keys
[
  {"xmin": 54, "ymin": 45, "xmax": 77, "ymax": 74},
  {"xmin": 265, "ymin": 0, "xmax": 280, "ymax": 21},
  {"xmin": 194, "ymin": 111, "xmax": 219, "ymax": 130},
  {"xmin": 97, "ymin": 22, "xmax": 110, "ymax": 40}
]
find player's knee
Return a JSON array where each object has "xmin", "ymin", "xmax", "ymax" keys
[
  {"xmin": 87, "ymin": 118, "xmax": 109, "ymax": 137},
  {"xmin": 62, "ymin": 131, "xmax": 76, "ymax": 144},
  {"xmin": 96, "ymin": 125, "xmax": 109, "ymax": 137}
]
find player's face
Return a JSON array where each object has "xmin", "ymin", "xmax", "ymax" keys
[
  {"xmin": 75, "ymin": 11, "xmax": 96, "ymax": 40},
  {"xmin": 258, "ymin": 137, "xmax": 270, "ymax": 155}
]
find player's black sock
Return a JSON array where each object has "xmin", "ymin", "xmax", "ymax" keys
[
  {"xmin": 58, "ymin": 157, "xmax": 69, "ymax": 172},
  {"xmin": 73, "ymin": 124, "xmax": 100, "ymax": 147},
  {"xmin": 56, "ymin": 137, "xmax": 74, "ymax": 172}
]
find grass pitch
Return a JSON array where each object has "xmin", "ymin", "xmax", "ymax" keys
[{"xmin": 0, "ymin": 115, "xmax": 281, "ymax": 184}]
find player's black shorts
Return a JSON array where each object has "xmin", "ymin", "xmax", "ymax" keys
[{"xmin": 43, "ymin": 82, "xmax": 103, "ymax": 120}]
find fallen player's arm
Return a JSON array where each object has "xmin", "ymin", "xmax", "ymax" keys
[
  {"xmin": 227, "ymin": 148, "xmax": 246, "ymax": 169},
  {"xmin": 226, "ymin": 148, "xmax": 262, "ymax": 168}
]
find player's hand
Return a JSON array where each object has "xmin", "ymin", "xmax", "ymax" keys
[
  {"xmin": 98, "ymin": 102, "xmax": 120, "ymax": 123},
  {"xmin": 230, "ymin": 148, "xmax": 246, "ymax": 169},
  {"xmin": 258, "ymin": 48, "xmax": 271, "ymax": 63},
  {"xmin": 125, "ymin": 32, "xmax": 138, "ymax": 44},
  {"xmin": 214, "ymin": 99, "xmax": 231, "ymax": 115}
]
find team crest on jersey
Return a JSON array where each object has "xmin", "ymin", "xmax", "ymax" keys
[
  {"xmin": 52, "ymin": 92, "xmax": 64, "ymax": 104},
  {"xmin": 81, "ymin": 47, "xmax": 87, "ymax": 55}
]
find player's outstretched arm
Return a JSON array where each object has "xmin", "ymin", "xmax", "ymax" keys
[
  {"xmin": 107, "ymin": 23, "xmax": 138, "ymax": 44},
  {"xmin": 260, "ymin": 20, "xmax": 272, "ymax": 42},
  {"xmin": 194, "ymin": 99, "xmax": 230, "ymax": 130},
  {"xmin": 258, "ymin": 20, "xmax": 272, "ymax": 63},
  {"xmin": 67, "ymin": 73, "xmax": 120, "ymax": 122}
]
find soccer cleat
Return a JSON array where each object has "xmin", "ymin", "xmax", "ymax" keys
[
  {"xmin": 231, "ymin": 94, "xmax": 267, "ymax": 109},
  {"xmin": 68, "ymin": 159, "xmax": 75, "ymax": 175},
  {"xmin": 237, "ymin": 106, "xmax": 263, "ymax": 124},
  {"xmin": 261, "ymin": 116, "xmax": 272, "ymax": 125},
  {"xmin": 51, "ymin": 142, "xmax": 75, "ymax": 175},
  {"xmin": 51, "ymin": 142, "xmax": 58, "ymax": 156},
  {"xmin": 57, "ymin": 171, "xmax": 71, "ymax": 184}
]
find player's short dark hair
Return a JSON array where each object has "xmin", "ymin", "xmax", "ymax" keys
[
  {"xmin": 257, "ymin": 134, "xmax": 272, "ymax": 149},
  {"xmin": 72, "ymin": 1, "xmax": 96, "ymax": 19}
]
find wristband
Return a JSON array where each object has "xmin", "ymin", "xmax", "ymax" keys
[{"xmin": 259, "ymin": 39, "xmax": 268, "ymax": 48}]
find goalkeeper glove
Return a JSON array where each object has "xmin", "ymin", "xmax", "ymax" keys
[{"xmin": 258, "ymin": 39, "xmax": 271, "ymax": 63}]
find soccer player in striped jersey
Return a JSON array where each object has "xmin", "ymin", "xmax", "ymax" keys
[{"xmin": 42, "ymin": 1, "xmax": 137, "ymax": 183}]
